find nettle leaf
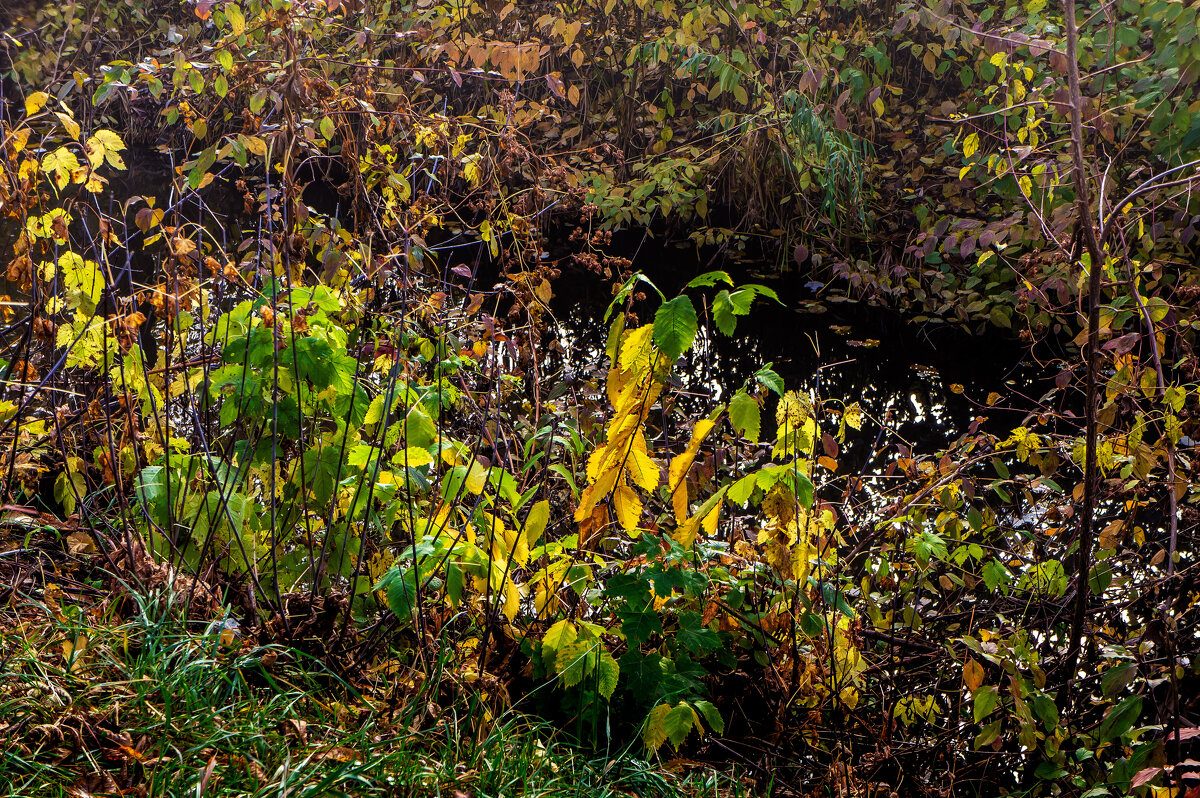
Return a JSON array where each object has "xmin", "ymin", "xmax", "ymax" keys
[
  {"xmin": 652, "ymin": 296, "xmax": 698, "ymax": 360},
  {"xmin": 293, "ymin": 336, "xmax": 337, "ymax": 388},
  {"xmin": 375, "ymin": 566, "xmax": 419, "ymax": 619},
  {"xmin": 541, "ymin": 619, "xmax": 577, "ymax": 671},
  {"xmin": 728, "ymin": 389, "xmax": 761, "ymax": 442}
]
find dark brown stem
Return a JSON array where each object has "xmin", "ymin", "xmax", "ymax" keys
[{"xmin": 1060, "ymin": 0, "xmax": 1107, "ymax": 709}]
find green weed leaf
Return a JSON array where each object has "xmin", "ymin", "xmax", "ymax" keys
[{"xmin": 652, "ymin": 296, "xmax": 698, "ymax": 360}]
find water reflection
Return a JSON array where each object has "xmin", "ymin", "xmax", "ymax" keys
[{"xmin": 547, "ymin": 266, "xmax": 1054, "ymax": 470}]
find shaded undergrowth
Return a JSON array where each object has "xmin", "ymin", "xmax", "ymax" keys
[{"xmin": 0, "ymin": 561, "xmax": 754, "ymax": 798}]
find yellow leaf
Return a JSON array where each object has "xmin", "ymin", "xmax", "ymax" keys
[
  {"xmin": 990, "ymin": 52, "xmax": 1007, "ymax": 67},
  {"xmin": 504, "ymin": 522, "xmax": 530, "ymax": 566},
  {"xmin": 575, "ymin": 461, "xmax": 620, "ymax": 521},
  {"xmin": 613, "ymin": 482, "xmax": 643, "ymax": 533},
  {"xmin": 84, "ymin": 136, "xmax": 106, "ymax": 168},
  {"xmin": 963, "ymin": 132, "xmax": 980, "ymax": 159},
  {"xmin": 502, "ymin": 578, "xmax": 520, "ymax": 621},
  {"xmin": 398, "ymin": 447, "xmax": 434, "ymax": 467},
  {"xmin": 62, "ymin": 634, "xmax": 89, "ymax": 674},
  {"xmin": 227, "ymin": 3, "xmax": 246, "ymax": 34},
  {"xmin": 25, "ymin": 91, "xmax": 50, "ymax": 116},
  {"xmin": 9, "ymin": 126, "xmax": 31, "ymax": 153},
  {"xmin": 674, "ymin": 500, "xmax": 720, "ymax": 547},
  {"xmin": 627, "ymin": 446, "xmax": 660, "ymax": 493},
  {"xmin": 618, "ymin": 324, "xmax": 655, "ymax": 373},
  {"xmin": 872, "ymin": 96, "xmax": 885, "ymax": 116},
  {"xmin": 92, "ymin": 129, "xmax": 125, "ymax": 151},
  {"xmin": 242, "ymin": 135, "xmax": 268, "ymax": 157},
  {"xmin": 465, "ymin": 460, "xmax": 488, "ymax": 494},
  {"xmin": 963, "ymin": 658, "xmax": 985, "ymax": 692},
  {"xmin": 843, "ymin": 402, "xmax": 863, "ymax": 430},
  {"xmin": 524, "ymin": 499, "xmax": 550, "ymax": 548},
  {"xmin": 55, "ymin": 112, "xmax": 81, "ymax": 141},
  {"xmin": 668, "ymin": 419, "xmax": 716, "ymax": 523}
]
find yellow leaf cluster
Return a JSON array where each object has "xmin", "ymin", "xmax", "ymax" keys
[
  {"xmin": 667, "ymin": 418, "xmax": 716, "ymax": 523},
  {"xmin": 575, "ymin": 323, "xmax": 667, "ymax": 535}
]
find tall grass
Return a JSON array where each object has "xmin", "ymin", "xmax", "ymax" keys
[{"xmin": 0, "ymin": 581, "xmax": 753, "ymax": 797}]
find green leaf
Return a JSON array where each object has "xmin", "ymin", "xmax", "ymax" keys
[
  {"xmin": 620, "ymin": 606, "xmax": 662, "ymax": 646},
  {"xmin": 403, "ymin": 405, "xmax": 438, "ymax": 449},
  {"xmin": 541, "ymin": 619, "xmax": 577, "ymax": 670},
  {"xmin": 1031, "ymin": 694, "xmax": 1059, "ymax": 730},
  {"xmin": 973, "ymin": 685, "xmax": 999, "ymax": 722},
  {"xmin": 1102, "ymin": 662, "xmax": 1137, "ymax": 698},
  {"xmin": 596, "ymin": 649, "xmax": 620, "ymax": 699},
  {"xmin": 1035, "ymin": 762, "xmax": 1068, "ymax": 780},
  {"xmin": 755, "ymin": 365, "xmax": 785, "ymax": 396},
  {"xmin": 294, "ymin": 337, "xmax": 336, "ymax": 388},
  {"xmin": 982, "ymin": 560, "xmax": 1011, "ymax": 593},
  {"xmin": 652, "ymin": 296, "xmax": 698, "ymax": 360},
  {"xmin": 556, "ymin": 637, "xmax": 597, "ymax": 687},
  {"xmin": 621, "ymin": 650, "xmax": 663, "ymax": 697},
  {"xmin": 726, "ymin": 471, "xmax": 758, "ymax": 505},
  {"xmin": 376, "ymin": 567, "xmax": 418, "ymax": 619},
  {"xmin": 643, "ymin": 703, "xmax": 670, "ymax": 752},
  {"xmin": 728, "ymin": 390, "xmax": 760, "ymax": 442},
  {"xmin": 677, "ymin": 611, "xmax": 721, "ymax": 655},
  {"xmin": 1088, "ymin": 560, "xmax": 1113, "ymax": 595},
  {"xmin": 664, "ymin": 703, "xmax": 695, "ymax": 749},
  {"xmin": 821, "ymin": 581, "xmax": 856, "ymax": 618},
  {"xmin": 1098, "ymin": 695, "xmax": 1142, "ymax": 743},
  {"xmin": 712, "ymin": 290, "xmax": 737, "ymax": 336},
  {"xmin": 794, "ymin": 471, "xmax": 815, "ymax": 508},
  {"xmin": 974, "ymin": 719, "xmax": 1002, "ymax": 748},
  {"xmin": 685, "ymin": 270, "xmax": 732, "ymax": 288},
  {"xmin": 692, "ymin": 700, "xmax": 724, "ymax": 734}
]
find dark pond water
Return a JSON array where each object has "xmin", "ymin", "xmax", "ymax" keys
[{"xmin": 547, "ymin": 259, "xmax": 1061, "ymax": 468}]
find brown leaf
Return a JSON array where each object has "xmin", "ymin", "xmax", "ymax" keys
[
  {"xmin": 1131, "ymin": 767, "xmax": 1162, "ymax": 788},
  {"xmin": 195, "ymin": 0, "xmax": 215, "ymax": 20},
  {"xmin": 1103, "ymin": 332, "xmax": 1139, "ymax": 354},
  {"xmin": 821, "ymin": 433, "xmax": 838, "ymax": 458}
]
